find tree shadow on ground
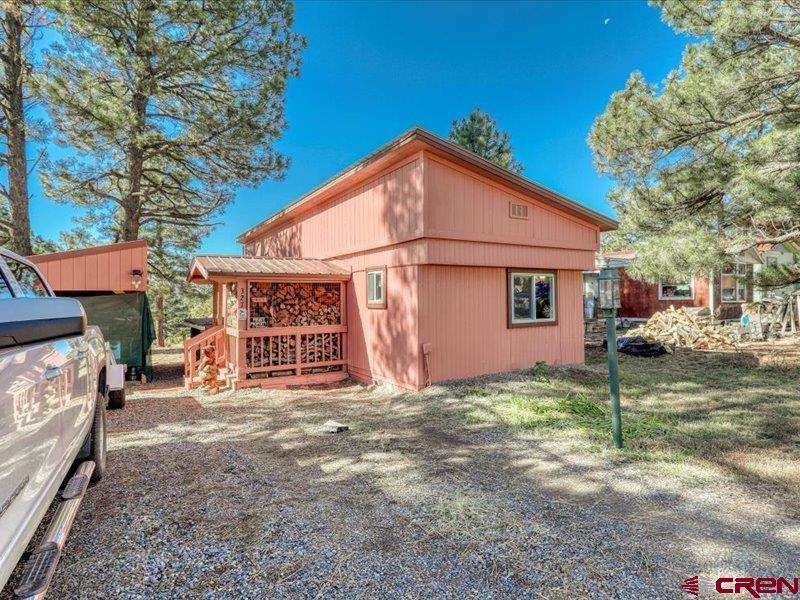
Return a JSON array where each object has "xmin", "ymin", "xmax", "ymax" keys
[
  {"xmin": 21, "ymin": 341, "xmax": 796, "ymax": 599},
  {"xmin": 9, "ymin": 342, "xmax": 797, "ymax": 599}
]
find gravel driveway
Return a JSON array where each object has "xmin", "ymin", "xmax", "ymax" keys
[{"xmin": 3, "ymin": 352, "xmax": 798, "ymax": 599}]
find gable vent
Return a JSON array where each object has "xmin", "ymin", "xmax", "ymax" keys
[{"xmin": 510, "ymin": 202, "xmax": 529, "ymax": 219}]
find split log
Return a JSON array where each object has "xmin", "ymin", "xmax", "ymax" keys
[{"xmin": 196, "ymin": 345, "xmax": 224, "ymax": 393}]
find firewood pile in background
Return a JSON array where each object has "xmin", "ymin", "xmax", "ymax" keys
[
  {"xmin": 627, "ymin": 306, "xmax": 738, "ymax": 350},
  {"xmin": 248, "ymin": 282, "xmax": 341, "ymax": 328},
  {"xmin": 626, "ymin": 295, "xmax": 800, "ymax": 351}
]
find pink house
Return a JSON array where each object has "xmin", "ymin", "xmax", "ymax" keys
[{"xmin": 185, "ymin": 128, "xmax": 616, "ymax": 391}]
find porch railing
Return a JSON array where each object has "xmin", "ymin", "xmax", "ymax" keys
[
  {"xmin": 241, "ymin": 324, "xmax": 346, "ymax": 378},
  {"xmin": 184, "ymin": 324, "xmax": 227, "ymax": 383}
]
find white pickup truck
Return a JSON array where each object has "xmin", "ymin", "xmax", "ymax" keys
[{"xmin": 0, "ymin": 248, "xmax": 125, "ymax": 598}]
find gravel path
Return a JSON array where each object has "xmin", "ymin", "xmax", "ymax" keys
[{"xmin": 2, "ymin": 358, "xmax": 798, "ymax": 599}]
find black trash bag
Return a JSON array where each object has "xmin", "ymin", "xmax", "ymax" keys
[{"xmin": 602, "ymin": 335, "xmax": 668, "ymax": 357}]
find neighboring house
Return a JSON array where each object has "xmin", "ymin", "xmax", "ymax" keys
[
  {"xmin": 752, "ymin": 243, "xmax": 800, "ymax": 301},
  {"xmin": 185, "ymin": 127, "xmax": 616, "ymax": 391},
  {"xmin": 29, "ymin": 240, "xmax": 156, "ymax": 381},
  {"xmin": 583, "ymin": 244, "xmax": 800, "ymax": 322}
]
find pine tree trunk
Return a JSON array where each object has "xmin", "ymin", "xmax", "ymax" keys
[
  {"xmin": 3, "ymin": 4, "xmax": 32, "ymax": 256},
  {"xmin": 122, "ymin": 92, "xmax": 145, "ymax": 242},
  {"xmin": 156, "ymin": 293, "xmax": 165, "ymax": 347},
  {"xmin": 121, "ymin": 2, "xmax": 153, "ymax": 243},
  {"xmin": 121, "ymin": 199, "xmax": 141, "ymax": 241}
]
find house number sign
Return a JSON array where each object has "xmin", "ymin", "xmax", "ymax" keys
[{"xmin": 238, "ymin": 285, "xmax": 246, "ymax": 321}]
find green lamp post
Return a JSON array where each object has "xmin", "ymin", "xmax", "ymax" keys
[{"xmin": 599, "ymin": 266, "xmax": 623, "ymax": 449}]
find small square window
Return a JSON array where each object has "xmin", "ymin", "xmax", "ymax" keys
[
  {"xmin": 366, "ymin": 267, "xmax": 386, "ymax": 309},
  {"xmin": 509, "ymin": 202, "xmax": 529, "ymax": 219}
]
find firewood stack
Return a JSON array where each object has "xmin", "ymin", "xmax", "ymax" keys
[
  {"xmin": 246, "ymin": 333, "xmax": 342, "ymax": 368},
  {"xmin": 246, "ymin": 335, "xmax": 296, "ymax": 367},
  {"xmin": 249, "ymin": 282, "xmax": 341, "ymax": 327},
  {"xmin": 626, "ymin": 306, "xmax": 737, "ymax": 350},
  {"xmin": 300, "ymin": 333, "xmax": 341, "ymax": 363}
]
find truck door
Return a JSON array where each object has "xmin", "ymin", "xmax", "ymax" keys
[
  {"xmin": 0, "ymin": 267, "xmax": 72, "ymax": 570},
  {"xmin": 60, "ymin": 334, "xmax": 93, "ymax": 460},
  {"xmin": 1, "ymin": 255, "xmax": 93, "ymax": 467}
]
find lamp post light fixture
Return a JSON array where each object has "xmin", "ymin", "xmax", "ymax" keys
[{"xmin": 598, "ymin": 266, "xmax": 623, "ymax": 449}]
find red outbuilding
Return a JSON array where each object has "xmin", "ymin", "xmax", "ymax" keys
[{"xmin": 30, "ymin": 240, "xmax": 155, "ymax": 381}]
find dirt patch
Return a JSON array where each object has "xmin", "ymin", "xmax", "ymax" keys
[{"xmin": 110, "ymin": 395, "xmax": 204, "ymax": 432}]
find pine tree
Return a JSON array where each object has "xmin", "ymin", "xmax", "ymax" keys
[
  {"xmin": 145, "ymin": 221, "xmax": 210, "ymax": 346},
  {"xmin": 39, "ymin": 0, "xmax": 303, "ymax": 342},
  {"xmin": 0, "ymin": 0, "xmax": 47, "ymax": 255},
  {"xmin": 40, "ymin": 0, "xmax": 304, "ymax": 242},
  {"xmin": 449, "ymin": 108, "xmax": 524, "ymax": 174},
  {"xmin": 590, "ymin": 0, "xmax": 800, "ymax": 287}
]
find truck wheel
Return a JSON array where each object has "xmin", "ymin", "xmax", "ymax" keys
[
  {"xmin": 90, "ymin": 394, "xmax": 107, "ymax": 484},
  {"xmin": 108, "ymin": 388, "xmax": 126, "ymax": 410}
]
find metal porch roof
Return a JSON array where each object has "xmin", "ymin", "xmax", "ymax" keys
[{"xmin": 188, "ymin": 255, "xmax": 351, "ymax": 282}]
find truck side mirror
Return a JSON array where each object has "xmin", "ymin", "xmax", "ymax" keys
[{"xmin": 0, "ymin": 297, "xmax": 87, "ymax": 349}]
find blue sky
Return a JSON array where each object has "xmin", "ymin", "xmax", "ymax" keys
[{"xmin": 28, "ymin": 0, "xmax": 691, "ymax": 255}]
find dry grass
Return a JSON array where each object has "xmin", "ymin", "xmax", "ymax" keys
[
  {"xmin": 4, "ymin": 340, "xmax": 798, "ymax": 599},
  {"xmin": 439, "ymin": 338, "xmax": 800, "ymax": 507}
]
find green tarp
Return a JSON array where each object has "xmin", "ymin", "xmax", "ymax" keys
[{"xmin": 77, "ymin": 292, "xmax": 155, "ymax": 381}]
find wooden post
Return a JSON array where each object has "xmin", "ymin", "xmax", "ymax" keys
[
  {"xmin": 295, "ymin": 332, "xmax": 301, "ymax": 376},
  {"xmin": 340, "ymin": 281, "xmax": 347, "ymax": 366},
  {"xmin": 212, "ymin": 282, "xmax": 219, "ymax": 326},
  {"xmin": 238, "ymin": 281, "xmax": 247, "ymax": 332},
  {"xmin": 221, "ymin": 283, "xmax": 228, "ymax": 329},
  {"xmin": 708, "ymin": 270, "xmax": 715, "ymax": 323}
]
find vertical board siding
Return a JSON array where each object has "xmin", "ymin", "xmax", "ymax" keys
[
  {"xmin": 418, "ymin": 265, "xmax": 584, "ymax": 383},
  {"xmin": 346, "ymin": 264, "xmax": 421, "ymax": 390},
  {"xmin": 249, "ymin": 157, "xmax": 424, "ymax": 260},
  {"xmin": 424, "ymin": 239, "xmax": 595, "ymax": 271},
  {"xmin": 238, "ymin": 146, "xmax": 604, "ymax": 390},
  {"xmin": 618, "ymin": 269, "xmax": 711, "ymax": 319},
  {"xmin": 425, "ymin": 156, "xmax": 598, "ymax": 251},
  {"xmin": 31, "ymin": 241, "xmax": 148, "ymax": 293},
  {"xmin": 326, "ymin": 239, "xmax": 594, "ymax": 272}
]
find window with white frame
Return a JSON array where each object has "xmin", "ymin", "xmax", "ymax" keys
[
  {"xmin": 721, "ymin": 263, "xmax": 749, "ymax": 302},
  {"xmin": 366, "ymin": 267, "xmax": 386, "ymax": 308},
  {"xmin": 658, "ymin": 279, "xmax": 693, "ymax": 300},
  {"xmin": 509, "ymin": 271, "xmax": 555, "ymax": 326}
]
